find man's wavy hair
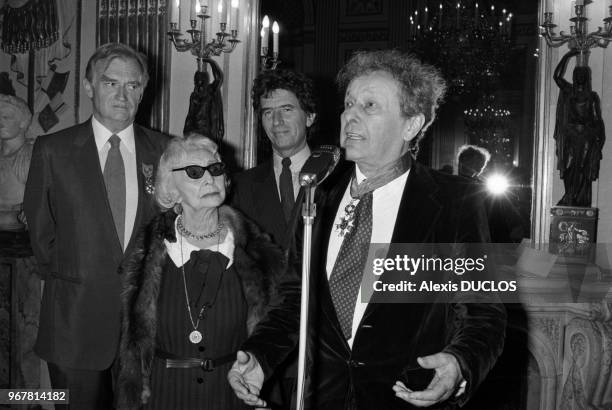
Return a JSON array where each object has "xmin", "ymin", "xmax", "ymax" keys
[
  {"xmin": 336, "ymin": 49, "xmax": 447, "ymax": 154},
  {"xmin": 85, "ymin": 42, "xmax": 149, "ymax": 86},
  {"xmin": 252, "ymin": 69, "xmax": 318, "ymax": 140}
]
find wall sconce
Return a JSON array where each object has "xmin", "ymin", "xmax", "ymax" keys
[
  {"xmin": 168, "ymin": 0, "xmax": 240, "ymax": 72},
  {"xmin": 540, "ymin": 1, "xmax": 612, "ymax": 64},
  {"xmin": 260, "ymin": 15, "xmax": 280, "ymax": 70}
]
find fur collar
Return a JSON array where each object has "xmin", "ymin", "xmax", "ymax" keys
[{"xmin": 117, "ymin": 206, "xmax": 287, "ymax": 408}]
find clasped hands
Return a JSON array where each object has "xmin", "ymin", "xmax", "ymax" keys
[{"xmin": 227, "ymin": 350, "xmax": 464, "ymax": 408}]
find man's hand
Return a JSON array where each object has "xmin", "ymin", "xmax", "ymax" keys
[
  {"xmin": 392, "ymin": 352, "xmax": 465, "ymax": 407},
  {"xmin": 227, "ymin": 350, "xmax": 267, "ymax": 408}
]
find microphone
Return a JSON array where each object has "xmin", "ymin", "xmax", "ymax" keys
[{"xmin": 299, "ymin": 145, "xmax": 342, "ymax": 187}]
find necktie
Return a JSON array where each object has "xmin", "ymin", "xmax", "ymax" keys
[
  {"xmin": 279, "ymin": 157, "xmax": 295, "ymax": 223},
  {"xmin": 103, "ymin": 134, "xmax": 125, "ymax": 249},
  {"xmin": 328, "ymin": 191, "xmax": 373, "ymax": 340}
]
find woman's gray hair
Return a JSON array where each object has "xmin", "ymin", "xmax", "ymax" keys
[{"xmin": 155, "ymin": 134, "xmax": 222, "ymax": 210}]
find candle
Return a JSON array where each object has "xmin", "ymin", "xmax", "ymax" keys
[
  {"xmin": 456, "ymin": 2, "xmax": 460, "ymax": 29},
  {"xmin": 230, "ymin": 0, "xmax": 239, "ymax": 30},
  {"xmin": 261, "ymin": 15, "xmax": 270, "ymax": 56},
  {"xmin": 272, "ymin": 21, "xmax": 279, "ymax": 54},
  {"xmin": 439, "ymin": 3, "xmax": 443, "ymax": 30},
  {"xmin": 218, "ymin": 0, "xmax": 227, "ymax": 23},
  {"xmin": 171, "ymin": 0, "xmax": 180, "ymax": 29},
  {"xmin": 190, "ymin": 0, "xmax": 197, "ymax": 20},
  {"xmin": 475, "ymin": 3, "xmax": 478, "ymax": 23},
  {"xmin": 424, "ymin": 7, "xmax": 428, "ymax": 27},
  {"xmin": 260, "ymin": 28, "xmax": 266, "ymax": 56}
]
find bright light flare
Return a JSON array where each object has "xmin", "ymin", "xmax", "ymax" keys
[{"xmin": 486, "ymin": 173, "xmax": 510, "ymax": 195}]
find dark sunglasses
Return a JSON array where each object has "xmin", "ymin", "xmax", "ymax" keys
[{"xmin": 172, "ymin": 162, "xmax": 226, "ymax": 179}]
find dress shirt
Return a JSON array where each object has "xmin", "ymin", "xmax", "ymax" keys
[
  {"xmin": 165, "ymin": 218, "xmax": 235, "ymax": 269},
  {"xmin": 272, "ymin": 145, "xmax": 311, "ymax": 200},
  {"xmin": 92, "ymin": 116, "xmax": 137, "ymax": 250},
  {"xmin": 326, "ymin": 166, "xmax": 409, "ymax": 348}
]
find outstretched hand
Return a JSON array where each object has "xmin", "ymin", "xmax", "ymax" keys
[
  {"xmin": 227, "ymin": 350, "xmax": 267, "ymax": 408},
  {"xmin": 392, "ymin": 352, "xmax": 465, "ymax": 407}
]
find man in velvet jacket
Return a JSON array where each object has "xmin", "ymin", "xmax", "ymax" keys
[
  {"xmin": 228, "ymin": 50, "xmax": 506, "ymax": 409},
  {"xmin": 24, "ymin": 43, "xmax": 169, "ymax": 409}
]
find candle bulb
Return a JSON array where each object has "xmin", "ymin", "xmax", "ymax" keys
[
  {"xmin": 272, "ymin": 21, "xmax": 279, "ymax": 54},
  {"xmin": 171, "ymin": 0, "xmax": 180, "ymax": 29},
  {"xmin": 260, "ymin": 27, "xmax": 266, "ymax": 56},
  {"xmin": 230, "ymin": 0, "xmax": 239, "ymax": 31},
  {"xmin": 190, "ymin": 0, "xmax": 197, "ymax": 20},
  {"xmin": 218, "ymin": 0, "xmax": 227, "ymax": 23},
  {"xmin": 456, "ymin": 2, "xmax": 460, "ymax": 29},
  {"xmin": 261, "ymin": 15, "xmax": 270, "ymax": 56}
]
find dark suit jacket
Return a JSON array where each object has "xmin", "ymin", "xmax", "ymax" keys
[
  {"xmin": 243, "ymin": 160, "xmax": 507, "ymax": 410},
  {"xmin": 231, "ymin": 159, "xmax": 291, "ymax": 246},
  {"xmin": 24, "ymin": 120, "xmax": 169, "ymax": 370}
]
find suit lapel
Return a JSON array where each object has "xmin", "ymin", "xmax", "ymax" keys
[
  {"xmin": 254, "ymin": 162, "xmax": 288, "ymax": 242},
  {"xmin": 72, "ymin": 121, "xmax": 124, "ymax": 262},
  {"xmin": 125, "ymin": 125, "xmax": 157, "ymax": 254},
  {"xmin": 313, "ymin": 166, "xmax": 353, "ymax": 350},
  {"xmin": 390, "ymin": 162, "xmax": 442, "ymax": 243},
  {"xmin": 358, "ymin": 162, "xmax": 443, "ymax": 329}
]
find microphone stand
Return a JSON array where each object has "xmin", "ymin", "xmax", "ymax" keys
[{"xmin": 296, "ymin": 180, "xmax": 316, "ymax": 410}]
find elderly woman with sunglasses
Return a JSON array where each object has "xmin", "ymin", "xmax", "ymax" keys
[{"xmin": 116, "ymin": 134, "xmax": 286, "ymax": 409}]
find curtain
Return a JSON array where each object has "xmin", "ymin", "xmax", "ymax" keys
[{"xmin": 97, "ymin": 0, "xmax": 170, "ymax": 132}]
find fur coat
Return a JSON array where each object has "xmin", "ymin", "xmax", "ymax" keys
[{"xmin": 116, "ymin": 206, "xmax": 287, "ymax": 409}]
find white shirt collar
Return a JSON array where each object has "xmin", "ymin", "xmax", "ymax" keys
[
  {"xmin": 164, "ymin": 217, "xmax": 235, "ymax": 268},
  {"xmin": 273, "ymin": 144, "xmax": 311, "ymax": 172},
  {"xmin": 355, "ymin": 164, "xmax": 367, "ymax": 184},
  {"xmin": 92, "ymin": 116, "xmax": 136, "ymax": 154}
]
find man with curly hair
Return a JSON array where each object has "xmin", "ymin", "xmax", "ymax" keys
[{"xmin": 229, "ymin": 50, "xmax": 506, "ymax": 410}]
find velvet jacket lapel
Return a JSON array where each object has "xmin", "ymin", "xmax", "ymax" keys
[
  {"xmin": 72, "ymin": 121, "xmax": 124, "ymax": 263},
  {"xmin": 312, "ymin": 167, "xmax": 353, "ymax": 350}
]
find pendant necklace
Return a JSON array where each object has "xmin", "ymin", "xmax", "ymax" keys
[
  {"xmin": 178, "ymin": 212, "xmax": 225, "ymax": 344},
  {"xmin": 179, "ymin": 234, "xmax": 208, "ymax": 343}
]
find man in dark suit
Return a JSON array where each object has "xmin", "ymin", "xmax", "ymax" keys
[
  {"xmin": 231, "ymin": 69, "xmax": 317, "ymax": 246},
  {"xmin": 228, "ymin": 50, "xmax": 506, "ymax": 409},
  {"xmin": 24, "ymin": 43, "xmax": 169, "ymax": 409}
]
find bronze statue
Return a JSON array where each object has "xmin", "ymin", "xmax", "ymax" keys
[
  {"xmin": 553, "ymin": 50, "xmax": 606, "ymax": 207},
  {"xmin": 183, "ymin": 58, "xmax": 224, "ymax": 142}
]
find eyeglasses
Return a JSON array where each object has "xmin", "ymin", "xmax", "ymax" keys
[{"xmin": 172, "ymin": 162, "xmax": 226, "ymax": 179}]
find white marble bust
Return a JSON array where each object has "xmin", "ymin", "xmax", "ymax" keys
[{"xmin": 0, "ymin": 94, "xmax": 33, "ymax": 231}]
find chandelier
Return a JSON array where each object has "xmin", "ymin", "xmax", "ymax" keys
[
  {"xmin": 464, "ymin": 96, "xmax": 513, "ymax": 166},
  {"xmin": 407, "ymin": 1, "xmax": 514, "ymax": 96}
]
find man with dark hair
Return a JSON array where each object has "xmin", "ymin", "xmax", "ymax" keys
[
  {"xmin": 24, "ymin": 42, "xmax": 169, "ymax": 409},
  {"xmin": 229, "ymin": 50, "xmax": 505, "ymax": 409},
  {"xmin": 232, "ymin": 69, "xmax": 317, "ymax": 246},
  {"xmin": 231, "ymin": 69, "xmax": 318, "ymax": 409},
  {"xmin": 457, "ymin": 144, "xmax": 490, "ymax": 179}
]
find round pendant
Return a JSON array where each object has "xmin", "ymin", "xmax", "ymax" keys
[{"xmin": 189, "ymin": 330, "xmax": 203, "ymax": 344}]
